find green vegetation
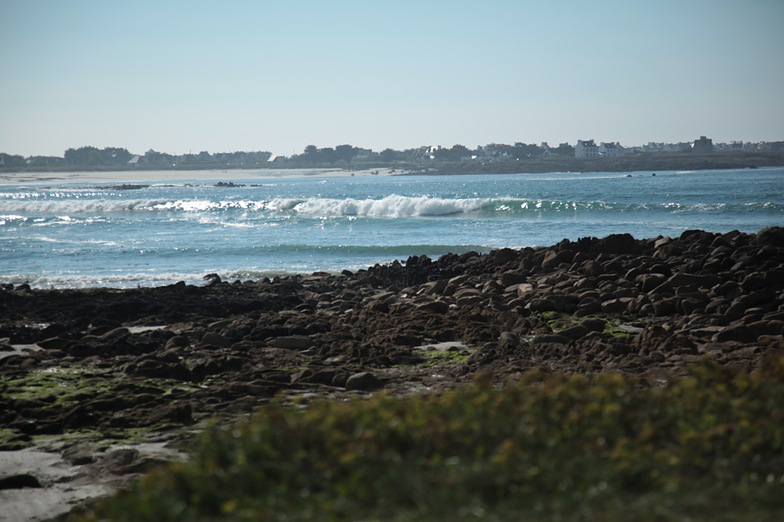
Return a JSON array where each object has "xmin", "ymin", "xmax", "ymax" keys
[
  {"xmin": 416, "ymin": 346, "xmax": 475, "ymax": 367},
  {"xmin": 0, "ymin": 366, "xmax": 204, "ymax": 448},
  {"xmin": 3, "ymin": 143, "xmax": 783, "ymax": 174},
  {"xmin": 75, "ymin": 354, "xmax": 784, "ymax": 521},
  {"xmin": 2, "ymin": 366, "xmax": 199, "ymax": 409}
]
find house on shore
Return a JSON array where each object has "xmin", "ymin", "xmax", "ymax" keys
[
  {"xmin": 693, "ymin": 136, "xmax": 714, "ymax": 153},
  {"xmin": 575, "ymin": 139, "xmax": 599, "ymax": 158},
  {"xmin": 541, "ymin": 142, "xmax": 556, "ymax": 157},
  {"xmin": 599, "ymin": 142, "xmax": 624, "ymax": 157}
]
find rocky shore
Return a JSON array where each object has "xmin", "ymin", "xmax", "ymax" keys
[{"xmin": 1, "ymin": 227, "xmax": 783, "ymax": 520}]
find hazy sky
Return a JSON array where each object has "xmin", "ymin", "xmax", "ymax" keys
[{"xmin": 1, "ymin": 0, "xmax": 782, "ymax": 157}]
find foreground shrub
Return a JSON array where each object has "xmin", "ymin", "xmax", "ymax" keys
[{"xmin": 77, "ymin": 355, "xmax": 784, "ymax": 521}]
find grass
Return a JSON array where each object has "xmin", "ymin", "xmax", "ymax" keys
[
  {"xmin": 538, "ymin": 311, "xmax": 638, "ymax": 339},
  {"xmin": 73, "ymin": 353, "xmax": 784, "ymax": 521},
  {"xmin": 417, "ymin": 346, "xmax": 475, "ymax": 367},
  {"xmin": 0, "ymin": 365, "xmax": 204, "ymax": 448}
]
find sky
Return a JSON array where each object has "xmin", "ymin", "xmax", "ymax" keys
[{"xmin": 1, "ymin": 0, "xmax": 783, "ymax": 158}]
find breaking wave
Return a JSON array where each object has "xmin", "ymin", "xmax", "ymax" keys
[{"xmin": 3, "ymin": 194, "xmax": 781, "ymax": 219}]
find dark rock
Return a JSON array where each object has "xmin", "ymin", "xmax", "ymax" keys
[
  {"xmin": 747, "ymin": 320, "xmax": 784, "ymax": 338},
  {"xmin": 636, "ymin": 273, "xmax": 667, "ymax": 293},
  {"xmin": 291, "ymin": 368, "xmax": 337, "ymax": 386},
  {"xmin": 679, "ymin": 298, "xmax": 706, "ymax": 315},
  {"xmin": 331, "ymin": 372, "xmax": 349, "ymax": 388},
  {"xmin": 345, "ymin": 372, "xmax": 383, "ymax": 391},
  {"xmin": 601, "ymin": 298, "xmax": 632, "ymax": 314},
  {"xmin": 575, "ymin": 298, "xmax": 602, "ymax": 316},
  {"xmin": 101, "ymin": 448, "xmax": 141, "ymax": 474},
  {"xmin": 201, "ymin": 332, "xmax": 232, "ymax": 348},
  {"xmin": 652, "ymin": 298, "xmax": 678, "ymax": 316},
  {"xmin": 131, "ymin": 359, "xmax": 191, "ymax": 381},
  {"xmin": 270, "ymin": 336, "xmax": 315, "ymax": 350},
  {"xmin": 648, "ymin": 282, "xmax": 675, "ymax": 298},
  {"xmin": 500, "ymin": 271, "xmax": 527, "ymax": 287},
  {"xmin": 498, "ymin": 331, "xmax": 521, "ymax": 350},
  {"xmin": 63, "ymin": 404, "xmax": 96, "ymax": 428},
  {"xmin": 581, "ymin": 318, "xmax": 606, "ymax": 332},
  {"xmin": 531, "ymin": 334, "xmax": 571, "ymax": 345},
  {"xmin": 667, "ymin": 273, "xmax": 720, "ymax": 291},
  {"xmin": 0, "ymin": 474, "xmax": 42, "ymax": 490},
  {"xmin": 755, "ymin": 227, "xmax": 784, "ymax": 245},
  {"xmin": 148, "ymin": 402, "xmax": 193, "ymax": 425},
  {"xmin": 62, "ymin": 442, "xmax": 99, "ymax": 465},
  {"xmin": 415, "ymin": 300, "xmax": 450, "ymax": 314},
  {"xmin": 581, "ymin": 260, "xmax": 605, "ymax": 276},
  {"xmin": 600, "ymin": 233, "xmax": 639, "ymax": 254},
  {"xmin": 558, "ymin": 325, "xmax": 591, "ymax": 340},
  {"xmin": 714, "ymin": 323, "xmax": 756, "ymax": 343},
  {"xmin": 705, "ymin": 297, "xmax": 729, "ymax": 315},
  {"xmin": 742, "ymin": 270, "xmax": 784, "ymax": 291},
  {"xmin": 493, "ymin": 248, "xmax": 518, "ymax": 265},
  {"xmin": 36, "ymin": 336, "xmax": 72, "ymax": 350}
]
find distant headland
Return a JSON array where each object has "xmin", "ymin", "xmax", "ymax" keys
[{"xmin": 2, "ymin": 137, "xmax": 783, "ymax": 175}]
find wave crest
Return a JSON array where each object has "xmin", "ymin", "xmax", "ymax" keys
[
  {"xmin": 2, "ymin": 195, "xmax": 782, "ymax": 219},
  {"xmin": 289, "ymin": 195, "xmax": 490, "ymax": 217}
]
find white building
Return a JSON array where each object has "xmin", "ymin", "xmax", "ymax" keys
[
  {"xmin": 575, "ymin": 139, "xmax": 598, "ymax": 158},
  {"xmin": 599, "ymin": 142, "xmax": 624, "ymax": 157}
]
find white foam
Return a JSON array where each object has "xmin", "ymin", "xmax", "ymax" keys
[{"xmin": 288, "ymin": 195, "xmax": 490, "ymax": 218}]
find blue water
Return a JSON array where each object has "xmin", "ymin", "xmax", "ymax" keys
[{"xmin": 1, "ymin": 168, "xmax": 783, "ymax": 288}]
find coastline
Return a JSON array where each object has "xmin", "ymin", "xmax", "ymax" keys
[
  {"xmin": 2, "ymin": 227, "xmax": 783, "ymax": 518},
  {"xmin": 0, "ymin": 167, "xmax": 399, "ymax": 185},
  {"xmin": 2, "ymin": 149, "xmax": 783, "ymax": 184}
]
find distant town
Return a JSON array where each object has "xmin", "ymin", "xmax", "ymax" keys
[{"xmin": 2, "ymin": 136, "xmax": 783, "ymax": 174}]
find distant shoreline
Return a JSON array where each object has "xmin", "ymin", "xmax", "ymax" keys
[
  {"xmin": 416, "ymin": 150, "xmax": 784, "ymax": 175},
  {"xmin": 1, "ymin": 150, "xmax": 782, "ymax": 183},
  {"xmin": 0, "ymin": 167, "xmax": 397, "ymax": 185}
]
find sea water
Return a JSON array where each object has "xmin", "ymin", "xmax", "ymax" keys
[{"xmin": 1, "ymin": 168, "xmax": 782, "ymax": 289}]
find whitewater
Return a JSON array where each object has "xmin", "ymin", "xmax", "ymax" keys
[{"xmin": 1, "ymin": 168, "xmax": 782, "ymax": 289}]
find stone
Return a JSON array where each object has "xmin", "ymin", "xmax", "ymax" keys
[
  {"xmin": 528, "ymin": 298, "xmax": 558, "ymax": 312},
  {"xmin": 601, "ymin": 298, "xmax": 632, "ymax": 314},
  {"xmin": 652, "ymin": 298, "xmax": 678, "ymax": 316},
  {"xmin": 581, "ymin": 318, "xmax": 606, "ymax": 332},
  {"xmin": 493, "ymin": 248, "xmax": 518, "ymax": 265},
  {"xmin": 667, "ymin": 273, "xmax": 720, "ymax": 291},
  {"xmin": 270, "ymin": 336, "xmax": 315, "ymax": 350},
  {"xmin": 581, "ymin": 260, "xmax": 605, "ymax": 276},
  {"xmin": 201, "ymin": 332, "xmax": 232, "ymax": 348},
  {"xmin": 747, "ymin": 320, "xmax": 784, "ymax": 338},
  {"xmin": 498, "ymin": 331, "xmax": 520, "ymax": 350},
  {"xmin": 558, "ymin": 325, "xmax": 591, "ymax": 340},
  {"xmin": 345, "ymin": 372, "xmax": 382, "ymax": 391},
  {"xmin": 500, "ymin": 271, "xmax": 527, "ymax": 287},
  {"xmin": 531, "ymin": 334, "xmax": 571, "ymax": 345},
  {"xmin": 636, "ymin": 273, "xmax": 667, "ymax": 293},
  {"xmin": 714, "ymin": 323, "xmax": 756, "ymax": 343},
  {"xmin": 0, "ymin": 474, "xmax": 42, "ymax": 490},
  {"xmin": 679, "ymin": 298, "xmax": 706, "ymax": 315},
  {"xmin": 415, "ymin": 300, "xmax": 450, "ymax": 314},
  {"xmin": 600, "ymin": 233, "xmax": 638, "ymax": 254}
]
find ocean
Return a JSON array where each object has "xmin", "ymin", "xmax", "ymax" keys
[{"xmin": 1, "ymin": 167, "xmax": 782, "ymax": 289}]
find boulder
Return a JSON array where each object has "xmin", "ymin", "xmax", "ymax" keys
[
  {"xmin": 500, "ymin": 271, "xmax": 527, "ymax": 287},
  {"xmin": 531, "ymin": 334, "xmax": 571, "ymax": 345},
  {"xmin": 635, "ymin": 273, "xmax": 667, "ymax": 293},
  {"xmin": 558, "ymin": 324, "xmax": 591, "ymax": 340},
  {"xmin": 0, "ymin": 474, "xmax": 42, "ymax": 490},
  {"xmin": 345, "ymin": 372, "xmax": 383, "ymax": 391},
  {"xmin": 270, "ymin": 336, "xmax": 315, "ymax": 350}
]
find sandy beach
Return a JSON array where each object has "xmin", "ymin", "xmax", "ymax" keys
[{"xmin": 0, "ymin": 168, "xmax": 398, "ymax": 185}]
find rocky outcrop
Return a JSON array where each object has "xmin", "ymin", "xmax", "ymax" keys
[{"xmin": 1, "ymin": 228, "xmax": 783, "ymax": 444}]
